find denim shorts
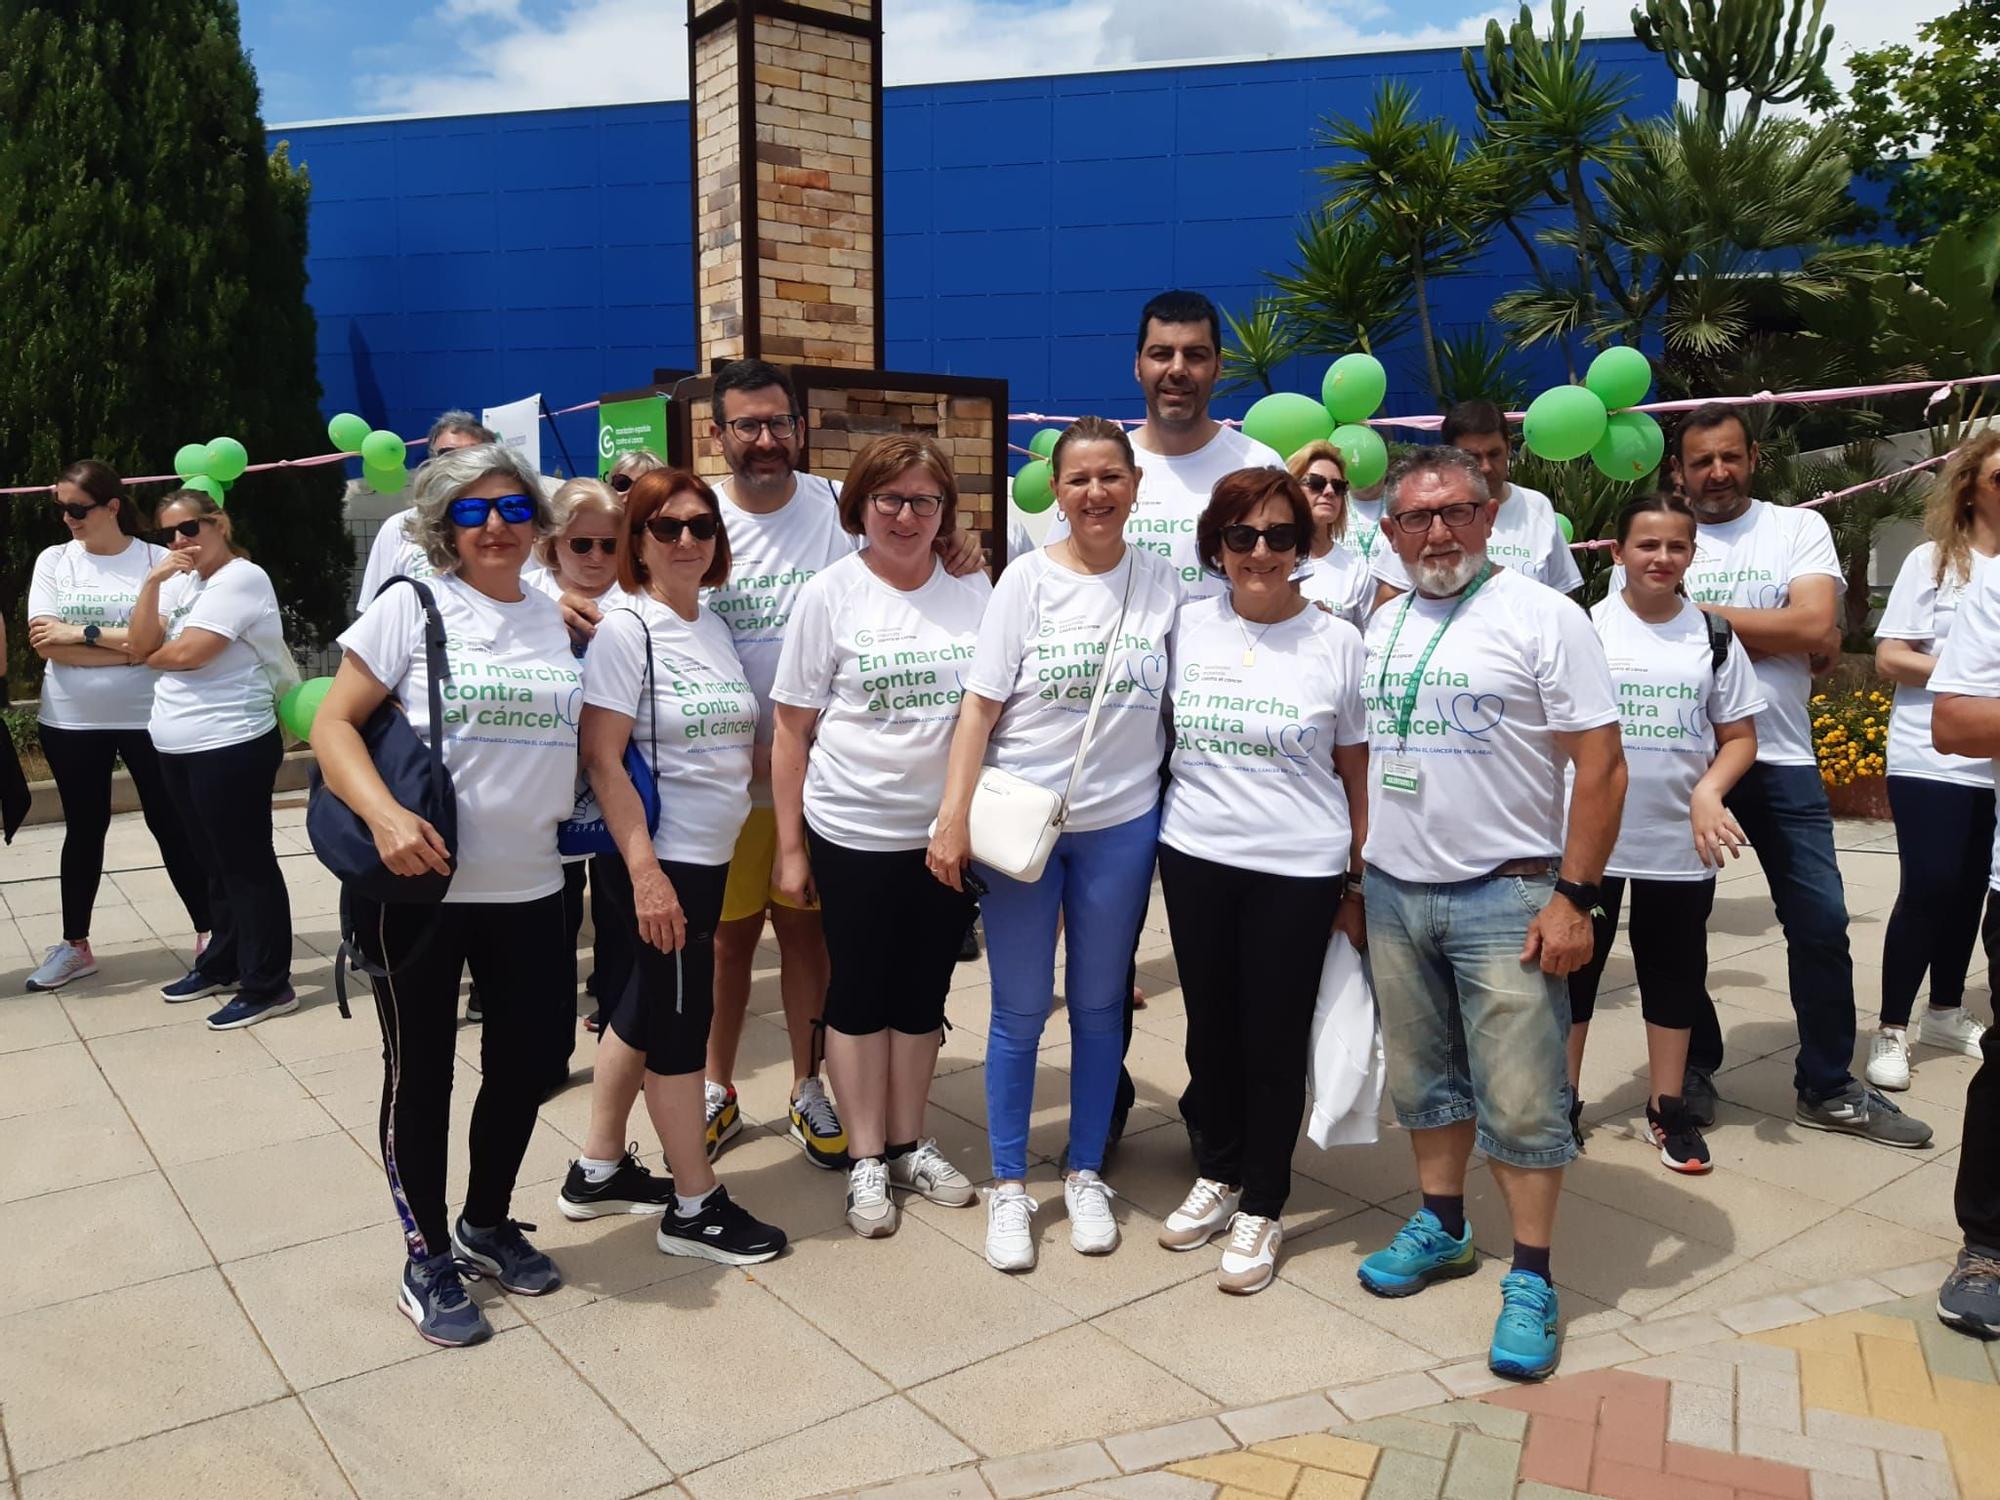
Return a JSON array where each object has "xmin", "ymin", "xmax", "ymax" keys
[{"xmin": 1363, "ymin": 863, "xmax": 1577, "ymax": 1170}]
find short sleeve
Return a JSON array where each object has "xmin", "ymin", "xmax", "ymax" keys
[
  {"xmin": 1329, "ymin": 624, "xmax": 1370, "ymax": 746},
  {"xmin": 1370, "ymin": 546, "xmax": 1413, "ymax": 592},
  {"xmin": 335, "ymin": 580, "xmax": 424, "ymax": 695},
  {"xmin": 1931, "ymin": 570, "xmax": 2000, "ymax": 698},
  {"xmin": 26, "ymin": 548, "xmax": 60, "ymax": 621},
  {"xmin": 964, "ymin": 559, "xmax": 1033, "ymax": 702},
  {"xmin": 1711, "ymin": 632, "xmax": 1768, "ymax": 725},
  {"xmin": 181, "ymin": 565, "xmax": 268, "ymax": 642},
  {"xmin": 770, "ymin": 573, "xmax": 837, "ymax": 710},
  {"xmin": 580, "ymin": 608, "xmax": 648, "ymax": 716},
  {"xmin": 1532, "ymin": 592, "xmax": 1620, "ymax": 732},
  {"xmin": 1876, "ymin": 548, "xmax": 1940, "ymax": 642},
  {"xmin": 1543, "ymin": 523, "xmax": 1584, "ymax": 594},
  {"xmin": 1787, "ymin": 509, "xmax": 1845, "ymax": 589},
  {"xmin": 357, "ymin": 511, "xmax": 410, "ymax": 611}
]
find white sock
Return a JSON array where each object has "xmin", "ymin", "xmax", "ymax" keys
[
  {"xmin": 675, "ymin": 1185, "xmax": 718, "ymax": 1218},
  {"xmin": 578, "ymin": 1154, "xmax": 622, "ymax": 1184}
]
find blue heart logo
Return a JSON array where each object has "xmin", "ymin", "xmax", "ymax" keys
[
  {"xmin": 557, "ymin": 685, "xmax": 584, "ymax": 731},
  {"xmin": 1275, "ymin": 722, "xmax": 1319, "ymax": 762},
  {"xmin": 1135, "ymin": 652, "xmax": 1167, "ymax": 697},
  {"xmin": 1447, "ymin": 691, "xmax": 1505, "ymax": 740}
]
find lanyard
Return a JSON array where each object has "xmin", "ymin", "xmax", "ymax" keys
[{"xmin": 1376, "ymin": 563, "xmax": 1493, "ymax": 748}]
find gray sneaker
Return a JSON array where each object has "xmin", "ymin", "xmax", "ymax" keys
[
  {"xmin": 1794, "ymin": 1082, "xmax": 1934, "ymax": 1148},
  {"xmin": 25, "ymin": 941, "xmax": 97, "ymax": 992},
  {"xmin": 1937, "ymin": 1247, "xmax": 2000, "ymax": 1339}
]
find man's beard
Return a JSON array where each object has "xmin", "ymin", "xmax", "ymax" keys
[{"xmin": 1411, "ymin": 547, "xmax": 1485, "ymax": 596}]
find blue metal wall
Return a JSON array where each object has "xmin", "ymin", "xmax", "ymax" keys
[{"xmin": 277, "ymin": 38, "xmax": 1673, "ymax": 466}]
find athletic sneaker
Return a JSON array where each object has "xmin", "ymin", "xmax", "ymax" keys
[
  {"xmin": 1647, "ymin": 1095, "xmax": 1712, "ymax": 1175},
  {"xmin": 557, "ymin": 1148, "xmax": 674, "ymax": 1220},
  {"xmin": 1217, "ymin": 1213, "xmax": 1281, "ymax": 1295},
  {"xmin": 655, "ymin": 1185, "xmax": 787, "ymax": 1265},
  {"xmin": 25, "ymin": 941, "xmax": 96, "ymax": 993},
  {"xmin": 464, "ymin": 985, "xmax": 482, "ymax": 1024},
  {"xmin": 1866, "ymin": 1027, "xmax": 1912, "ymax": 1091},
  {"xmin": 1795, "ymin": 1082, "xmax": 1934, "ymax": 1148},
  {"xmin": 1936, "ymin": 1246, "xmax": 2000, "ymax": 1339},
  {"xmin": 845, "ymin": 1156, "xmax": 897, "ymax": 1238},
  {"xmin": 789, "ymin": 1077, "xmax": 849, "ymax": 1170},
  {"xmin": 1064, "ymin": 1170, "xmax": 1119, "ymax": 1255},
  {"xmin": 452, "ymin": 1218, "xmax": 562, "ymax": 1295},
  {"xmin": 1490, "ymin": 1270, "xmax": 1561, "ymax": 1380},
  {"xmin": 1159, "ymin": 1178, "xmax": 1241, "ymax": 1251},
  {"xmin": 206, "ymin": 989, "xmax": 299, "ymax": 1031},
  {"xmin": 162, "ymin": 968, "xmax": 232, "ymax": 1003},
  {"xmin": 958, "ymin": 920, "xmax": 981, "ymax": 963},
  {"xmin": 1682, "ymin": 1066, "xmax": 1719, "ymax": 1127},
  {"xmin": 887, "ymin": 1139, "xmax": 975, "ymax": 1206},
  {"xmin": 984, "ymin": 1184, "xmax": 1039, "ymax": 1271},
  {"xmin": 1919, "ymin": 1006, "xmax": 1989, "ymax": 1058},
  {"xmin": 1358, "ymin": 1209, "xmax": 1478, "ymax": 1297},
  {"xmin": 399, "ymin": 1251, "xmax": 492, "ymax": 1347},
  {"xmin": 704, "ymin": 1080, "xmax": 742, "ymax": 1161}
]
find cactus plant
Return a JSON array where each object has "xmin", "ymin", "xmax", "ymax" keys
[{"xmin": 1631, "ymin": 0, "xmax": 1834, "ymax": 128}]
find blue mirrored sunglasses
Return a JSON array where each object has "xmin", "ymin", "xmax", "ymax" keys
[{"xmin": 448, "ymin": 493, "xmax": 537, "ymax": 528}]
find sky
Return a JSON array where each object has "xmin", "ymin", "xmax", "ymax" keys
[{"xmin": 242, "ymin": 0, "xmax": 1942, "ymax": 126}]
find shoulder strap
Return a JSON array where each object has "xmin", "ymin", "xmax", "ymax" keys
[
  {"xmin": 374, "ymin": 575, "xmax": 451, "ymax": 803},
  {"xmin": 1056, "ymin": 556, "xmax": 1139, "ymax": 816},
  {"xmin": 603, "ymin": 605, "xmax": 660, "ymax": 771},
  {"xmin": 1704, "ymin": 610, "xmax": 1733, "ymax": 674}
]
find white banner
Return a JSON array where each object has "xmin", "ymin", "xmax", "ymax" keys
[{"xmin": 481, "ymin": 393, "xmax": 542, "ymax": 476}]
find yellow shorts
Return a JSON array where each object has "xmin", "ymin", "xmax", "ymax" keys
[{"xmin": 719, "ymin": 806, "xmax": 819, "ymax": 924}]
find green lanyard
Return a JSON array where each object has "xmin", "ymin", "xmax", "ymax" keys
[
  {"xmin": 1354, "ymin": 528, "xmax": 1377, "ymax": 560},
  {"xmin": 1376, "ymin": 563, "xmax": 1494, "ymax": 749}
]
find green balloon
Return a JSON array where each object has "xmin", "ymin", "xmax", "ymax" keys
[
  {"xmin": 1556, "ymin": 512, "xmax": 1576, "ymax": 543},
  {"xmin": 1522, "ymin": 386, "xmax": 1609, "ymax": 463},
  {"xmin": 1330, "ymin": 423, "xmax": 1389, "ymax": 489},
  {"xmin": 364, "ymin": 462, "xmax": 406, "ymax": 495},
  {"xmin": 204, "ymin": 436, "xmax": 248, "ymax": 483},
  {"xmin": 1590, "ymin": 409, "xmax": 1666, "ymax": 482},
  {"xmin": 1242, "ymin": 392, "xmax": 1334, "ymax": 461},
  {"xmin": 1584, "ymin": 346, "xmax": 1653, "ymax": 410},
  {"xmin": 173, "ymin": 443, "xmax": 210, "ymax": 480},
  {"xmin": 361, "ymin": 430, "xmax": 407, "ymax": 469},
  {"xmin": 279, "ymin": 676, "xmax": 335, "ymax": 742},
  {"xmin": 1013, "ymin": 459, "xmax": 1055, "ymax": 514},
  {"xmin": 327, "ymin": 412, "xmax": 371, "ymax": 453},
  {"xmin": 182, "ymin": 475, "xmax": 225, "ymax": 503},
  {"xmin": 1322, "ymin": 353, "xmax": 1388, "ymax": 424},
  {"xmin": 1028, "ymin": 428, "xmax": 1060, "ymax": 461}
]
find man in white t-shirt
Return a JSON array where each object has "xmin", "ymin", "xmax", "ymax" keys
[
  {"xmin": 1355, "ymin": 447, "xmax": 1627, "ymax": 1381},
  {"xmin": 354, "ymin": 411, "xmax": 497, "ymax": 611}
]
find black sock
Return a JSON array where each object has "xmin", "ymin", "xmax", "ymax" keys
[
  {"xmin": 885, "ymin": 1141, "xmax": 917, "ymax": 1161},
  {"xmin": 1512, "ymin": 1242, "xmax": 1552, "ymax": 1283},
  {"xmin": 1422, "ymin": 1193, "xmax": 1466, "ymax": 1239}
]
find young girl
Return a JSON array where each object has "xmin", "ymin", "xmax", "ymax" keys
[{"xmin": 1567, "ymin": 494, "xmax": 1764, "ymax": 1173}]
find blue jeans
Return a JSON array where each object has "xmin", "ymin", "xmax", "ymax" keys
[
  {"xmin": 1364, "ymin": 865, "xmax": 1576, "ymax": 1170},
  {"xmin": 979, "ymin": 807, "xmax": 1161, "ymax": 1181},
  {"xmin": 1692, "ymin": 762, "xmax": 1856, "ymax": 1101}
]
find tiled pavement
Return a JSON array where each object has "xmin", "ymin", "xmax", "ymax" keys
[{"xmin": 0, "ymin": 808, "xmax": 1991, "ymax": 1499}]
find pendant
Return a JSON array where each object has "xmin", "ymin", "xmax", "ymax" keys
[{"xmin": 1242, "ymin": 650, "xmax": 1256, "ymax": 667}]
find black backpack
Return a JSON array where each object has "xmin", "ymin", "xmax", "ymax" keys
[{"xmin": 1704, "ymin": 611, "xmax": 1734, "ymax": 674}]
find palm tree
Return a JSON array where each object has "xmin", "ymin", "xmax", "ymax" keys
[
  {"xmin": 1266, "ymin": 207, "xmax": 1416, "ymax": 357},
  {"xmin": 1218, "ymin": 298, "xmax": 1305, "ymax": 395}
]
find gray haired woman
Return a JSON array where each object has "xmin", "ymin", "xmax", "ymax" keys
[{"xmin": 313, "ymin": 443, "xmax": 583, "ymax": 1349}]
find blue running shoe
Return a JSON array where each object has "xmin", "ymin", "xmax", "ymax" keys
[
  {"xmin": 399, "ymin": 1251, "xmax": 492, "ymax": 1347},
  {"xmin": 163, "ymin": 969, "xmax": 234, "ymax": 1003},
  {"xmin": 1358, "ymin": 1209, "xmax": 1477, "ymax": 1297},
  {"xmin": 205, "ymin": 989, "xmax": 297, "ymax": 1030},
  {"xmin": 452, "ymin": 1218, "xmax": 563, "ymax": 1295},
  {"xmin": 1490, "ymin": 1270, "xmax": 1561, "ymax": 1380}
]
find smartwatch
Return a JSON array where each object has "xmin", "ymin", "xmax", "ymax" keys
[
  {"xmin": 1552, "ymin": 877, "xmax": 1604, "ymax": 916},
  {"xmin": 82, "ymin": 625, "xmax": 102, "ymax": 648}
]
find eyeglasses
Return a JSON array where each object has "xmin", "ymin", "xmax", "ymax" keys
[
  {"xmin": 721, "ymin": 415, "xmax": 800, "ymax": 442},
  {"xmin": 566, "ymin": 536, "xmax": 618, "ymax": 556},
  {"xmin": 447, "ymin": 494, "xmax": 538, "ymax": 528},
  {"xmin": 153, "ymin": 518, "xmax": 210, "ymax": 544},
  {"xmin": 608, "ymin": 472, "xmax": 636, "ymax": 493},
  {"xmin": 1301, "ymin": 473, "xmax": 1350, "ymax": 498},
  {"xmin": 52, "ymin": 500, "xmax": 102, "ymax": 521},
  {"xmin": 1221, "ymin": 522, "xmax": 1303, "ymax": 554},
  {"xmin": 868, "ymin": 493, "xmax": 944, "ymax": 518},
  {"xmin": 645, "ymin": 513, "xmax": 719, "ymax": 544},
  {"xmin": 1389, "ymin": 501, "xmax": 1484, "ymax": 534}
]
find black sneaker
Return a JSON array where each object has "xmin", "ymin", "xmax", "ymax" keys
[
  {"xmin": 1795, "ymin": 1082, "xmax": 1935, "ymax": 1148},
  {"xmin": 655, "ymin": 1185, "xmax": 787, "ymax": 1266},
  {"xmin": 464, "ymin": 985, "xmax": 482, "ymax": 1024},
  {"xmin": 958, "ymin": 919, "xmax": 982, "ymax": 963},
  {"xmin": 1937, "ymin": 1246, "xmax": 2000, "ymax": 1339},
  {"xmin": 558, "ymin": 1148, "xmax": 674, "ymax": 1220},
  {"xmin": 1681, "ymin": 1066, "xmax": 1718, "ymax": 1127},
  {"xmin": 1647, "ymin": 1096, "xmax": 1712, "ymax": 1174},
  {"xmin": 451, "ymin": 1218, "xmax": 562, "ymax": 1295},
  {"xmin": 398, "ymin": 1251, "xmax": 493, "ymax": 1347}
]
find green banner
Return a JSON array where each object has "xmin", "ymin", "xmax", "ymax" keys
[{"xmin": 598, "ymin": 395, "xmax": 670, "ymax": 476}]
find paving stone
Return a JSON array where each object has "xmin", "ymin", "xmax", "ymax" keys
[
  {"xmin": 1248, "ymin": 1433, "xmax": 1377, "ymax": 1477},
  {"xmin": 1739, "ymin": 1423, "xmax": 1881, "ymax": 1480},
  {"xmin": 1326, "ymin": 1373, "xmax": 1449, "ymax": 1423},
  {"xmin": 1428, "ymin": 1401, "xmax": 1527, "ymax": 1441},
  {"xmin": 1076, "ymin": 1476, "xmax": 1215, "ymax": 1500},
  {"xmin": 1666, "ymin": 1380, "xmax": 1735, "ymax": 1451},
  {"xmin": 1334, "ymin": 1416, "xmax": 1455, "ymax": 1460},
  {"xmin": 1627, "ymin": 1352, "xmax": 1738, "ymax": 1390},
  {"xmin": 1430, "ymin": 1360, "xmax": 1508, "ymax": 1398},
  {"xmin": 1804, "ymin": 1410, "xmax": 1949, "ymax": 1462},
  {"xmin": 1623, "ymin": 1313, "xmax": 1733, "ymax": 1356},
  {"xmin": 1558, "ymin": 1331, "xmax": 1645, "ymax": 1373},
  {"xmin": 1216, "ymin": 1393, "xmax": 1340, "ymax": 1446},
  {"xmin": 1103, "ymin": 1419, "xmax": 1233, "ymax": 1474},
  {"xmin": 1518, "ymin": 1414, "xmax": 1595, "ymax": 1492},
  {"xmin": 1800, "ymin": 1278, "xmax": 1900, "ymax": 1316},
  {"xmin": 852, "ymin": 1470, "xmax": 995, "ymax": 1499},
  {"xmin": 1166, "ymin": 1454, "xmax": 1296, "ymax": 1497},
  {"xmin": 1663, "ymin": 1441, "xmax": 1811, "ymax": 1499},
  {"xmin": 1721, "ymin": 1295, "xmax": 1819, "ymax": 1334},
  {"xmin": 1912, "ymin": 1309, "xmax": 1999, "ymax": 1386},
  {"xmin": 1513, "ymin": 1486, "xmax": 1597, "ymax": 1500},
  {"xmin": 982, "ymin": 1443, "xmax": 1117, "ymax": 1500},
  {"xmin": 1439, "ymin": 1430, "xmax": 1517, "ymax": 1500},
  {"xmin": 1806, "ymin": 1472, "xmax": 1886, "ymax": 1500},
  {"xmin": 1874, "ymin": 1262, "xmax": 1955, "ymax": 1299},
  {"xmin": 1738, "ymin": 1363, "xmax": 1805, "ymax": 1434},
  {"xmin": 1591, "ymin": 1456, "xmax": 1732, "ymax": 1500},
  {"xmin": 1357, "ymin": 1449, "xmax": 1445, "ymax": 1500},
  {"xmin": 1290, "ymin": 1471, "xmax": 1367, "ymax": 1500},
  {"xmin": 1879, "ymin": 1453, "xmax": 1956, "ymax": 1500}
]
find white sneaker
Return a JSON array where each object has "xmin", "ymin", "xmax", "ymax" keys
[
  {"xmin": 25, "ymin": 941, "xmax": 96, "ymax": 993},
  {"xmin": 888, "ymin": 1139, "xmax": 975, "ymax": 1206},
  {"xmin": 1866, "ymin": 1027, "xmax": 1911, "ymax": 1091},
  {"xmin": 984, "ymin": 1185, "xmax": 1039, "ymax": 1271},
  {"xmin": 845, "ymin": 1157, "xmax": 898, "ymax": 1238},
  {"xmin": 1159, "ymin": 1177, "xmax": 1241, "ymax": 1251},
  {"xmin": 1064, "ymin": 1170, "xmax": 1119, "ymax": 1255},
  {"xmin": 1919, "ymin": 1006, "xmax": 1988, "ymax": 1058},
  {"xmin": 1217, "ymin": 1213, "xmax": 1282, "ymax": 1295}
]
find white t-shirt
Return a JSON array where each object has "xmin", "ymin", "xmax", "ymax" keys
[
  {"xmin": 1162, "ymin": 594, "xmax": 1368, "ymax": 877},
  {"xmin": 1362, "ymin": 567, "xmax": 1619, "ymax": 884},
  {"xmin": 771, "ymin": 551, "xmax": 994, "ymax": 851},
  {"xmin": 28, "ymin": 538, "xmax": 166, "ymax": 730},
  {"xmin": 1926, "ymin": 564, "xmax": 2000, "ymax": 890},
  {"xmin": 1046, "ymin": 425, "xmax": 1285, "ymax": 601},
  {"xmin": 356, "ymin": 508, "xmax": 431, "ymax": 611},
  {"xmin": 337, "ymin": 575, "xmax": 580, "ymax": 904},
  {"xmin": 1298, "ymin": 545, "xmax": 1373, "ymax": 626},
  {"xmin": 1371, "ymin": 483, "xmax": 1582, "ymax": 596},
  {"xmin": 1875, "ymin": 543, "xmax": 1994, "ymax": 789},
  {"xmin": 149, "ymin": 560, "xmax": 293, "ymax": 754},
  {"xmin": 1586, "ymin": 592, "xmax": 1766, "ymax": 881},
  {"xmin": 1611, "ymin": 500, "xmax": 1843, "ymax": 768},
  {"xmin": 583, "ymin": 594, "xmax": 756, "ymax": 867},
  {"xmin": 963, "ymin": 546, "xmax": 1181, "ymax": 833},
  {"xmin": 1347, "ymin": 497, "xmax": 1386, "ymax": 570}
]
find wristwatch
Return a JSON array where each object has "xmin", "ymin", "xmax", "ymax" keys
[
  {"xmin": 82, "ymin": 625, "xmax": 102, "ymax": 648},
  {"xmin": 1552, "ymin": 877, "xmax": 1604, "ymax": 916}
]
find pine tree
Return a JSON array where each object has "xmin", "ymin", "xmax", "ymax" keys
[{"xmin": 0, "ymin": 0, "xmax": 349, "ymax": 682}]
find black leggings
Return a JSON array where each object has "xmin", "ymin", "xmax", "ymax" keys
[
  {"xmin": 1882, "ymin": 775, "xmax": 1994, "ymax": 1025},
  {"xmin": 39, "ymin": 723, "xmax": 209, "ymax": 942},
  {"xmin": 157, "ymin": 730, "xmax": 292, "ymax": 999},
  {"xmin": 353, "ymin": 890, "xmax": 570, "ymax": 1258},
  {"xmin": 1958, "ymin": 899, "xmax": 2000, "ymax": 1249},
  {"xmin": 1567, "ymin": 877, "xmax": 1714, "ymax": 1028},
  {"xmin": 1157, "ymin": 843, "xmax": 1342, "ymax": 1218},
  {"xmin": 563, "ymin": 855, "xmax": 634, "ymax": 1015},
  {"xmin": 603, "ymin": 858, "xmax": 728, "ymax": 1077},
  {"xmin": 809, "ymin": 829, "xmax": 974, "ymax": 1036}
]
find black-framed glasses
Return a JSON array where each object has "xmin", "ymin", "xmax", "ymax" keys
[
  {"xmin": 721, "ymin": 414, "xmax": 800, "ymax": 442},
  {"xmin": 153, "ymin": 518, "xmax": 210, "ymax": 544},
  {"xmin": 566, "ymin": 536, "xmax": 618, "ymax": 556},
  {"xmin": 448, "ymin": 494, "xmax": 538, "ymax": 528},
  {"xmin": 645, "ymin": 513, "xmax": 719, "ymax": 544},
  {"xmin": 1390, "ymin": 501, "xmax": 1484, "ymax": 534},
  {"xmin": 1301, "ymin": 473, "xmax": 1350, "ymax": 498},
  {"xmin": 52, "ymin": 499, "xmax": 103, "ymax": 522},
  {"xmin": 1221, "ymin": 522, "xmax": 1303, "ymax": 554},
  {"xmin": 868, "ymin": 493, "xmax": 943, "ymax": 518}
]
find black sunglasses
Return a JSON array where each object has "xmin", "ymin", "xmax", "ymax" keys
[
  {"xmin": 1301, "ymin": 473, "xmax": 1350, "ymax": 498},
  {"xmin": 566, "ymin": 536, "xmax": 618, "ymax": 556},
  {"xmin": 1389, "ymin": 502, "xmax": 1484, "ymax": 534},
  {"xmin": 1221, "ymin": 522, "xmax": 1302, "ymax": 554},
  {"xmin": 645, "ymin": 514, "xmax": 719, "ymax": 544},
  {"xmin": 153, "ymin": 518, "xmax": 209, "ymax": 544},
  {"xmin": 609, "ymin": 473, "xmax": 635, "ymax": 493},
  {"xmin": 52, "ymin": 499, "xmax": 102, "ymax": 522}
]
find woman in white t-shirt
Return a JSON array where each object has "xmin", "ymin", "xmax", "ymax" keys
[
  {"xmin": 1867, "ymin": 433, "xmax": 2000, "ymax": 1090},
  {"xmin": 770, "ymin": 435, "xmax": 992, "ymax": 1239},
  {"xmin": 313, "ymin": 443, "xmax": 580, "ymax": 1348},
  {"xmin": 24, "ymin": 461, "xmax": 210, "ymax": 994},
  {"xmin": 564, "ymin": 468, "xmax": 788, "ymax": 1268},
  {"xmin": 1288, "ymin": 440, "xmax": 1371, "ymax": 626},
  {"xmin": 930, "ymin": 416, "xmax": 1181, "ymax": 1273},
  {"xmin": 127, "ymin": 491, "xmax": 298, "ymax": 1033},
  {"xmin": 1565, "ymin": 494, "xmax": 1764, "ymax": 1175},
  {"xmin": 1154, "ymin": 467, "xmax": 1369, "ymax": 1295}
]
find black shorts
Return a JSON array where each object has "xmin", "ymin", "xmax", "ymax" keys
[
  {"xmin": 808, "ymin": 828, "xmax": 974, "ymax": 1037},
  {"xmin": 602, "ymin": 857, "xmax": 730, "ymax": 1076}
]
